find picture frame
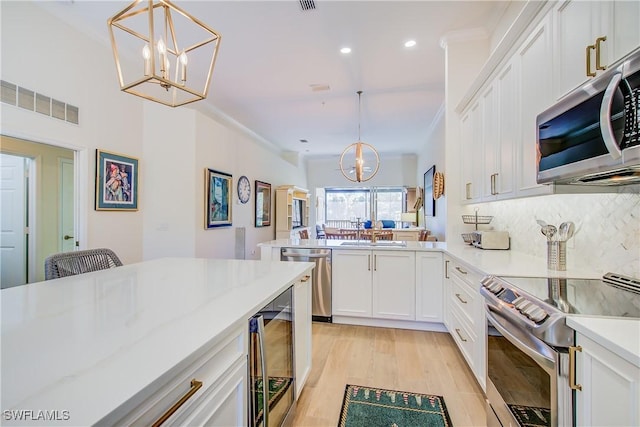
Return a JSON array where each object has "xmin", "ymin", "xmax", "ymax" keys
[
  {"xmin": 423, "ymin": 165, "xmax": 436, "ymax": 218},
  {"xmin": 255, "ymin": 180, "xmax": 272, "ymax": 227},
  {"xmin": 95, "ymin": 149, "xmax": 139, "ymax": 211},
  {"xmin": 205, "ymin": 168, "xmax": 232, "ymax": 228}
]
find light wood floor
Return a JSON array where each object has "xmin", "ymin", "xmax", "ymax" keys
[{"xmin": 291, "ymin": 323, "xmax": 487, "ymax": 427}]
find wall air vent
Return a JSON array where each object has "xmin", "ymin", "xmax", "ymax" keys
[
  {"xmin": 299, "ymin": 0, "xmax": 316, "ymax": 11},
  {"xmin": 0, "ymin": 80, "xmax": 79, "ymax": 125}
]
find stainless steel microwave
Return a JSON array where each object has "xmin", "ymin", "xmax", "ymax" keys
[{"xmin": 537, "ymin": 48, "xmax": 640, "ymax": 186}]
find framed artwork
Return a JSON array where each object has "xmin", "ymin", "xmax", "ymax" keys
[
  {"xmin": 95, "ymin": 149, "xmax": 138, "ymax": 211},
  {"xmin": 255, "ymin": 180, "xmax": 272, "ymax": 227},
  {"xmin": 205, "ymin": 168, "xmax": 232, "ymax": 228},
  {"xmin": 423, "ymin": 165, "xmax": 436, "ymax": 218}
]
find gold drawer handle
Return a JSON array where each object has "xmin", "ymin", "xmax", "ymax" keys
[
  {"xmin": 569, "ymin": 346, "xmax": 583, "ymax": 391},
  {"xmin": 455, "ymin": 328, "xmax": 467, "ymax": 342},
  {"xmin": 455, "ymin": 266, "xmax": 467, "ymax": 275},
  {"xmin": 455, "ymin": 293, "xmax": 468, "ymax": 304},
  {"xmin": 152, "ymin": 379, "xmax": 203, "ymax": 427},
  {"xmin": 595, "ymin": 36, "xmax": 607, "ymax": 71},
  {"xmin": 586, "ymin": 44, "xmax": 596, "ymax": 77},
  {"xmin": 301, "ymin": 275, "xmax": 311, "ymax": 282}
]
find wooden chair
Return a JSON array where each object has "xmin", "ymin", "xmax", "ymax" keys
[
  {"xmin": 45, "ymin": 248, "xmax": 123, "ymax": 280},
  {"xmin": 299, "ymin": 229, "xmax": 309, "ymax": 239}
]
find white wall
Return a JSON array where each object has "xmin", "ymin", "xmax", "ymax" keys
[
  {"xmin": 1, "ymin": 1, "xmax": 145, "ymax": 264},
  {"xmin": 1, "ymin": 1, "xmax": 307, "ymax": 266}
]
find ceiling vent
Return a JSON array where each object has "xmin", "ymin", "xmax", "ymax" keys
[
  {"xmin": 299, "ymin": 0, "xmax": 316, "ymax": 11},
  {"xmin": 310, "ymin": 84, "xmax": 330, "ymax": 92}
]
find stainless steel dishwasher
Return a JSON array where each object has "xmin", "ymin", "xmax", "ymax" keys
[{"xmin": 280, "ymin": 248, "xmax": 332, "ymax": 322}]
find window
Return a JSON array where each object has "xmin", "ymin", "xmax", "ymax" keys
[{"xmin": 324, "ymin": 187, "xmax": 404, "ymax": 223}]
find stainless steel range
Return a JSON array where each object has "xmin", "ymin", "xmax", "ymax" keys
[{"xmin": 481, "ymin": 273, "xmax": 640, "ymax": 427}]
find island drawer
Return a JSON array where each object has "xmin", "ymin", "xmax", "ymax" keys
[{"xmin": 104, "ymin": 324, "xmax": 247, "ymax": 426}]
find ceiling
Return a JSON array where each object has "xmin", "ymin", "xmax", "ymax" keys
[{"xmin": 38, "ymin": 0, "xmax": 508, "ymax": 157}]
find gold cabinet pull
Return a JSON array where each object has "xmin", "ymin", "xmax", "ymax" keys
[
  {"xmin": 455, "ymin": 266, "xmax": 467, "ymax": 275},
  {"xmin": 569, "ymin": 346, "xmax": 583, "ymax": 391},
  {"xmin": 586, "ymin": 44, "xmax": 596, "ymax": 77},
  {"xmin": 368, "ymin": 254, "xmax": 371, "ymax": 271},
  {"xmin": 301, "ymin": 275, "xmax": 311, "ymax": 282},
  {"xmin": 445, "ymin": 260, "xmax": 450, "ymax": 279},
  {"xmin": 455, "ymin": 293, "xmax": 468, "ymax": 304},
  {"xmin": 595, "ymin": 36, "xmax": 607, "ymax": 70},
  {"xmin": 455, "ymin": 328, "xmax": 467, "ymax": 342},
  {"xmin": 374, "ymin": 254, "xmax": 377, "ymax": 271},
  {"xmin": 465, "ymin": 182, "xmax": 471, "ymax": 200},
  {"xmin": 152, "ymin": 379, "xmax": 203, "ymax": 427}
]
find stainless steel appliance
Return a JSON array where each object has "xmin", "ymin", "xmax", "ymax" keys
[
  {"xmin": 249, "ymin": 287, "xmax": 295, "ymax": 427},
  {"xmin": 481, "ymin": 273, "xmax": 640, "ymax": 427},
  {"xmin": 280, "ymin": 248, "xmax": 332, "ymax": 322},
  {"xmin": 471, "ymin": 231, "xmax": 510, "ymax": 250},
  {"xmin": 537, "ymin": 48, "xmax": 640, "ymax": 186}
]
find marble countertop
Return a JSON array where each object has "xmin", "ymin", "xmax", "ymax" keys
[
  {"xmin": 0, "ymin": 258, "xmax": 313, "ymax": 426},
  {"xmin": 567, "ymin": 317, "xmax": 640, "ymax": 367},
  {"xmin": 260, "ymin": 239, "xmax": 602, "ymax": 278}
]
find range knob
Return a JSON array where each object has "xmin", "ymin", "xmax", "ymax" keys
[{"xmin": 485, "ymin": 281, "xmax": 504, "ymax": 294}]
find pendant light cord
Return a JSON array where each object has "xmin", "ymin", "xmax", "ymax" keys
[{"xmin": 357, "ymin": 90, "xmax": 363, "ymax": 141}]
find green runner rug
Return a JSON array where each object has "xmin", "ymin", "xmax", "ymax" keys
[{"xmin": 338, "ymin": 384, "xmax": 453, "ymax": 427}]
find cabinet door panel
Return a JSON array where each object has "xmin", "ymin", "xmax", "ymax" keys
[
  {"xmin": 482, "ymin": 84, "xmax": 498, "ymax": 200},
  {"xmin": 576, "ymin": 334, "xmax": 640, "ymax": 427},
  {"xmin": 415, "ymin": 252, "xmax": 443, "ymax": 322},
  {"xmin": 554, "ymin": 0, "xmax": 597, "ymax": 98},
  {"xmin": 496, "ymin": 61, "xmax": 517, "ymax": 198},
  {"xmin": 372, "ymin": 251, "xmax": 415, "ymax": 320},
  {"xmin": 612, "ymin": 1, "xmax": 640, "ymax": 64},
  {"xmin": 294, "ymin": 278, "xmax": 312, "ymax": 398},
  {"xmin": 332, "ymin": 250, "xmax": 372, "ymax": 317},
  {"xmin": 517, "ymin": 15, "xmax": 553, "ymax": 197}
]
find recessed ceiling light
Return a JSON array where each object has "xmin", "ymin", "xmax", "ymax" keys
[
  {"xmin": 340, "ymin": 47, "xmax": 351, "ymax": 54},
  {"xmin": 300, "ymin": 139, "xmax": 309, "ymax": 143},
  {"xmin": 404, "ymin": 40, "xmax": 417, "ymax": 48}
]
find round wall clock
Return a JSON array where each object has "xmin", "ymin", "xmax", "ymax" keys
[{"xmin": 237, "ymin": 175, "xmax": 251, "ymax": 204}]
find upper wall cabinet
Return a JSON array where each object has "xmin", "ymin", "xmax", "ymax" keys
[
  {"xmin": 554, "ymin": 0, "xmax": 640, "ymax": 100},
  {"xmin": 516, "ymin": 15, "xmax": 554, "ymax": 198}
]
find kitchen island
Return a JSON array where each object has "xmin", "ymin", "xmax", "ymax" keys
[{"xmin": 1, "ymin": 258, "xmax": 313, "ymax": 426}]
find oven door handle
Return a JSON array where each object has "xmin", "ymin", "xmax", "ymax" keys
[{"xmin": 486, "ymin": 307, "xmax": 556, "ymax": 374}]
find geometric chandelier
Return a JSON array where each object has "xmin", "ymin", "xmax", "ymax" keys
[
  {"xmin": 339, "ymin": 91, "xmax": 380, "ymax": 182},
  {"xmin": 108, "ymin": 0, "xmax": 221, "ymax": 107}
]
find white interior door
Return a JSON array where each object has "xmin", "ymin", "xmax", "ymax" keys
[
  {"xmin": 1, "ymin": 153, "xmax": 28, "ymax": 288},
  {"xmin": 60, "ymin": 158, "xmax": 75, "ymax": 252}
]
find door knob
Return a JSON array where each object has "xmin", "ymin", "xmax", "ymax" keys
[{"xmin": 63, "ymin": 235, "xmax": 74, "ymax": 240}]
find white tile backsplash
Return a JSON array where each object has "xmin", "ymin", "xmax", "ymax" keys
[{"xmin": 467, "ymin": 193, "xmax": 640, "ymax": 278}]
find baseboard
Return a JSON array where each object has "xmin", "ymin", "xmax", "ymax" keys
[{"xmin": 332, "ymin": 316, "xmax": 447, "ymax": 333}]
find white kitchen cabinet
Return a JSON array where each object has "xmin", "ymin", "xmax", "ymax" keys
[
  {"xmin": 169, "ymin": 358, "xmax": 247, "ymax": 427},
  {"xmin": 554, "ymin": 0, "xmax": 640, "ymax": 100},
  {"xmin": 553, "ymin": 0, "xmax": 605, "ymax": 98},
  {"xmin": 294, "ymin": 274, "xmax": 312, "ymax": 399},
  {"xmin": 481, "ymin": 83, "xmax": 498, "ymax": 200},
  {"xmin": 444, "ymin": 257, "xmax": 486, "ymax": 391},
  {"xmin": 516, "ymin": 14, "xmax": 554, "ymax": 198},
  {"xmin": 415, "ymin": 252, "xmax": 443, "ymax": 323},
  {"xmin": 574, "ymin": 333, "xmax": 640, "ymax": 426},
  {"xmin": 493, "ymin": 60, "xmax": 517, "ymax": 200},
  {"xmin": 609, "ymin": 2, "xmax": 640, "ymax": 66},
  {"xmin": 332, "ymin": 250, "xmax": 373, "ymax": 317},
  {"xmin": 333, "ymin": 249, "xmax": 416, "ymax": 321},
  {"xmin": 460, "ymin": 101, "xmax": 483, "ymax": 203},
  {"xmin": 372, "ymin": 251, "xmax": 416, "ymax": 320},
  {"xmin": 112, "ymin": 324, "xmax": 248, "ymax": 426}
]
